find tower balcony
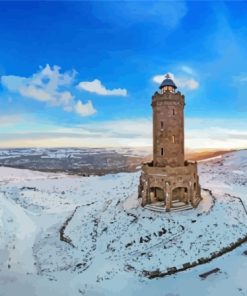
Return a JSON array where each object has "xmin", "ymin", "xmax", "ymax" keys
[{"xmin": 142, "ymin": 160, "xmax": 197, "ymax": 176}]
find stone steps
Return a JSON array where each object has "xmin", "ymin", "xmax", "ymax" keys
[
  {"xmin": 144, "ymin": 204, "xmax": 167, "ymax": 212},
  {"xmin": 171, "ymin": 204, "xmax": 193, "ymax": 212},
  {"xmin": 145, "ymin": 203, "xmax": 193, "ymax": 213},
  {"xmin": 172, "ymin": 201, "xmax": 186, "ymax": 207}
]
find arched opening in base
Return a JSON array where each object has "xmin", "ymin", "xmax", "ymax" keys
[
  {"xmin": 150, "ymin": 187, "xmax": 165, "ymax": 204},
  {"xmin": 171, "ymin": 187, "xmax": 188, "ymax": 207}
]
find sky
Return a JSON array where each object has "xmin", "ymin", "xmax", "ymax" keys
[{"xmin": 0, "ymin": 0, "xmax": 247, "ymax": 150}]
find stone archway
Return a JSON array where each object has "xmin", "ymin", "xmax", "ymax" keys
[
  {"xmin": 171, "ymin": 187, "xmax": 188, "ymax": 204},
  {"xmin": 150, "ymin": 187, "xmax": 165, "ymax": 203}
]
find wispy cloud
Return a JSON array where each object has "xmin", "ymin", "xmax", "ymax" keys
[
  {"xmin": 1, "ymin": 65, "xmax": 97, "ymax": 117},
  {"xmin": 77, "ymin": 79, "xmax": 127, "ymax": 96},
  {"xmin": 232, "ymin": 73, "xmax": 247, "ymax": 112},
  {"xmin": 0, "ymin": 115, "xmax": 24, "ymax": 127},
  {"xmin": 0, "ymin": 118, "xmax": 152, "ymax": 148},
  {"xmin": 181, "ymin": 66, "xmax": 194, "ymax": 75},
  {"xmin": 153, "ymin": 72, "xmax": 199, "ymax": 91},
  {"xmin": 185, "ymin": 118, "xmax": 247, "ymax": 149},
  {"xmin": 233, "ymin": 74, "xmax": 247, "ymax": 83},
  {"xmin": 0, "ymin": 117, "xmax": 246, "ymax": 149}
]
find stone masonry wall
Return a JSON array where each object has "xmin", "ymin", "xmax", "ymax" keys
[{"xmin": 152, "ymin": 91, "xmax": 185, "ymax": 167}]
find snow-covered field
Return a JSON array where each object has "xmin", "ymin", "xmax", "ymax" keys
[
  {"xmin": 0, "ymin": 150, "xmax": 246, "ymax": 296},
  {"xmin": 0, "ymin": 147, "xmax": 151, "ymax": 175}
]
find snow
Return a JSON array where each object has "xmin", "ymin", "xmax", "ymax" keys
[
  {"xmin": 0, "ymin": 147, "xmax": 151, "ymax": 160},
  {"xmin": 0, "ymin": 195, "xmax": 36, "ymax": 273},
  {"xmin": 0, "ymin": 166, "xmax": 67, "ymax": 183},
  {"xmin": 0, "ymin": 149, "xmax": 246, "ymax": 295}
]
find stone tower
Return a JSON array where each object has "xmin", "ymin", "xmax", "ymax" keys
[
  {"xmin": 153, "ymin": 74, "xmax": 184, "ymax": 167},
  {"xmin": 138, "ymin": 74, "xmax": 201, "ymax": 212}
]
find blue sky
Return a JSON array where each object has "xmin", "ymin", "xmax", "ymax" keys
[{"xmin": 0, "ymin": 1, "xmax": 246, "ymax": 149}]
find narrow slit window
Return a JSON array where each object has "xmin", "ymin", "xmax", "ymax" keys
[
  {"xmin": 161, "ymin": 121, "xmax": 164, "ymax": 129},
  {"xmin": 173, "ymin": 109, "xmax": 175, "ymax": 115},
  {"xmin": 172, "ymin": 135, "xmax": 175, "ymax": 143},
  {"xmin": 161, "ymin": 148, "xmax": 164, "ymax": 156}
]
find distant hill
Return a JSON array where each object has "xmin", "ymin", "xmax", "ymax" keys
[
  {"xmin": 185, "ymin": 149, "xmax": 236, "ymax": 161},
  {"xmin": 0, "ymin": 147, "xmax": 242, "ymax": 175}
]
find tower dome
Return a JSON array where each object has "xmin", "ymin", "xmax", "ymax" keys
[{"xmin": 159, "ymin": 74, "xmax": 177, "ymax": 93}]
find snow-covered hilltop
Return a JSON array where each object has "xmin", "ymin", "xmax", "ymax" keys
[{"xmin": 0, "ymin": 150, "xmax": 246, "ymax": 296}]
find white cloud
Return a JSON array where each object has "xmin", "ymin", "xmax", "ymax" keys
[
  {"xmin": 1, "ymin": 65, "xmax": 96, "ymax": 117},
  {"xmin": 1, "ymin": 76, "xmax": 26, "ymax": 92},
  {"xmin": 77, "ymin": 79, "xmax": 127, "ymax": 96},
  {"xmin": 2, "ymin": 65, "xmax": 75, "ymax": 107},
  {"xmin": 176, "ymin": 77, "xmax": 199, "ymax": 90},
  {"xmin": 152, "ymin": 74, "xmax": 169, "ymax": 84},
  {"xmin": 153, "ymin": 72, "xmax": 199, "ymax": 91},
  {"xmin": 74, "ymin": 100, "xmax": 96, "ymax": 117}
]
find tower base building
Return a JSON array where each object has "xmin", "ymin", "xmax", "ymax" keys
[
  {"xmin": 138, "ymin": 74, "xmax": 201, "ymax": 212},
  {"xmin": 138, "ymin": 160, "xmax": 201, "ymax": 211}
]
